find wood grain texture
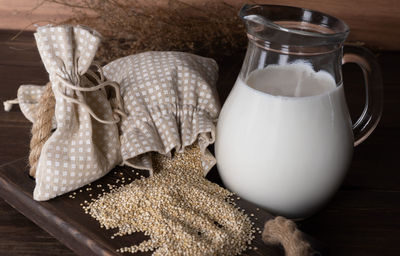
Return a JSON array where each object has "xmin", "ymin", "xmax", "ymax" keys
[
  {"xmin": 0, "ymin": 0, "xmax": 400, "ymax": 49},
  {"xmin": 1, "ymin": 29, "xmax": 400, "ymax": 256},
  {"xmin": 0, "ymin": 199, "xmax": 75, "ymax": 256},
  {"xmin": 0, "ymin": 0, "xmax": 73, "ymax": 31}
]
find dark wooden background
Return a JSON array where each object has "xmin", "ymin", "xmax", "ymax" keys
[{"xmin": 1, "ymin": 29, "xmax": 399, "ymax": 255}]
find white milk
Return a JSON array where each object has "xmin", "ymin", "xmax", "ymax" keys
[{"xmin": 215, "ymin": 63, "xmax": 354, "ymax": 219}]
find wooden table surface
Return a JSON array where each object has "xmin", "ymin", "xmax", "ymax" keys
[{"xmin": 0, "ymin": 29, "xmax": 399, "ymax": 256}]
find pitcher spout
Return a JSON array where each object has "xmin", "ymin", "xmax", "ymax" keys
[
  {"xmin": 239, "ymin": 4, "xmax": 349, "ymax": 52},
  {"xmin": 239, "ymin": 4, "xmax": 280, "ymax": 35}
]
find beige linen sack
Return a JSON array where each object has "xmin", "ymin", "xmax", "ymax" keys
[
  {"xmin": 103, "ymin": 51, "xmax": 220, "ymax": 175},
  {"xmin": 32, "ymin": 25, "xmax": 121, "ymax": 201}
]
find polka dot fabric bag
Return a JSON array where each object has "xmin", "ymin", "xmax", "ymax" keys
[{"xmin": 32, "ymin": 25, "xmax": 121, "ymax": 201}]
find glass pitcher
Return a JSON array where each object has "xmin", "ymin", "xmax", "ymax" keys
[{"xmin": 215, "ymin": 4, "xmax": 383, "ymax": 219}]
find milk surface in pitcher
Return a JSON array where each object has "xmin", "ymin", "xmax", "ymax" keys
[{"xmin": 215, "ymin": 62, "xmax": 354, "ymax": 218}]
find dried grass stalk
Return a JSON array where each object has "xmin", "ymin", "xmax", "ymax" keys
[{"xmin": 44, "ymin": 0, "xmax": 247, "ymax": 63}]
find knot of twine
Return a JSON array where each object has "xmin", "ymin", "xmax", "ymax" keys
[
  {"xmin": 54, "ymin": 61, "xmax": 127, "ymax": 125},
  {"xmin": 262, "ymin": 216, "xmax": 318, "ymax": 256},
  {"xmin": 28, "ymin": 63, "xmax": 126, "ymax": 177}
]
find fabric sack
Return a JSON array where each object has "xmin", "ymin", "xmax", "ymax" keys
[
  {"xmin": 32, "ymin": 25, "xmax": 121, "ymax": 201},
  {"xmin": 103, "ymin": 51, "xmax": 220, "ymax": 175}
]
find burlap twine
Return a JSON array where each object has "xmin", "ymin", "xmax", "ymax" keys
[
  {"xmin": 27, "ymin": 82, "xmax": 315, "ymax": 256},
  {"xmin": 29, "ymin": 82, "xmax": 55, "ymax": 177},
  {"xmin": 263, "ymin": 216, "xmax": 318, "ymax": 255}
]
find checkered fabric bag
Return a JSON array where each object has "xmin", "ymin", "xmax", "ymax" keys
[{"xmin": 31, "ymin": 25, "xmax": 121, "ymax": 201}]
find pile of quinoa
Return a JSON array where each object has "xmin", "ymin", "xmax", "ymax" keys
[{"xmin": 83, "ymin": 144, "xmax": 255, "ymax": 255}]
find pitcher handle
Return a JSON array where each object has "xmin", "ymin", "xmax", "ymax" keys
[{"xmin": 342, "ymin": 45, "xmax": 383, "ymax": 146}]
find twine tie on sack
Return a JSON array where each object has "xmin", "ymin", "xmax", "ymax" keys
[
  {"xmin": 3, "ymin": 98, "xmax": 19, "ymax": 112},
  {"xmin": 28, "ymin": 62, "xmax": 126, "ymax": 177},
  {"xmin": 54, "ymin": 61, "xmax": 127, "ymax": 125}
]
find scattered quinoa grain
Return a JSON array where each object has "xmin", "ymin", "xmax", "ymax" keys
[{"xmin": 83, "ymin": 144, "xmax": 254, "ymax": 255}]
